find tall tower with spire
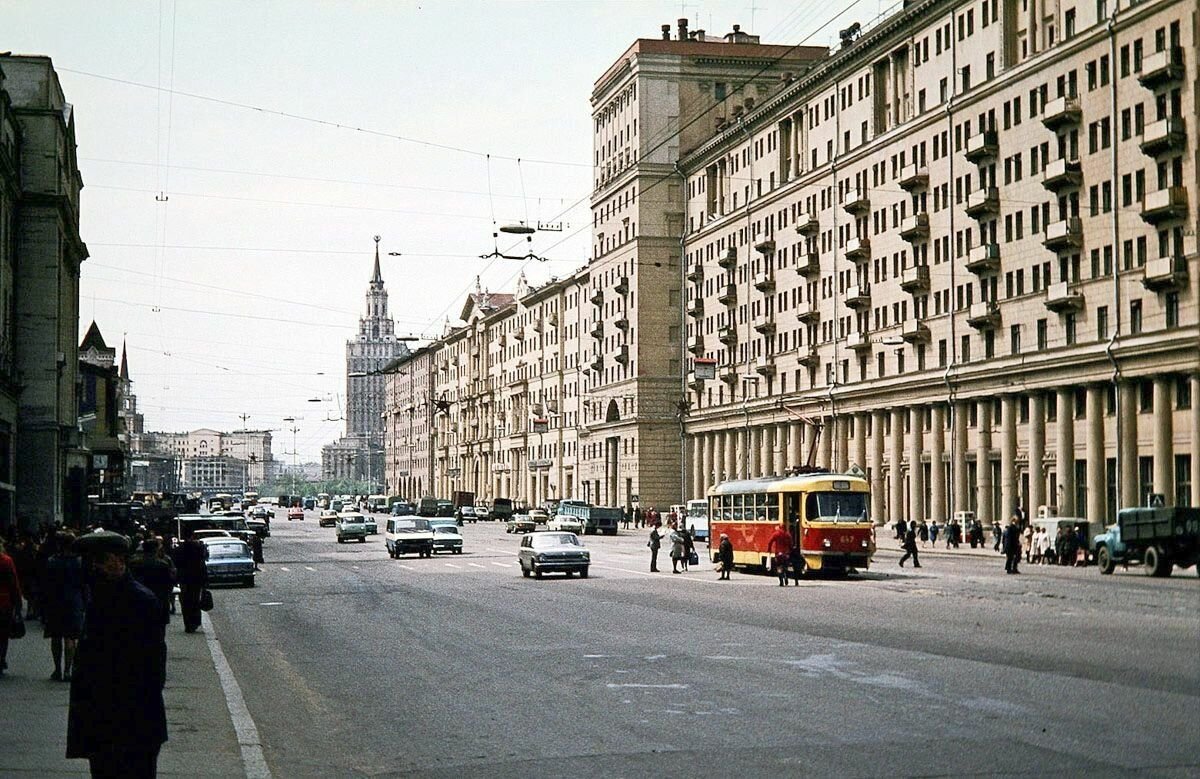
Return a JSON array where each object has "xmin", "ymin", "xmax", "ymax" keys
[{"xmin": 338, "ymin": 237, "xmax": 410, "ymax": 485}]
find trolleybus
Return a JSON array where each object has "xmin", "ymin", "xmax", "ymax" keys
[{"xmin": 708, "ymin": 470, "xmax": 874, "ymax": 574}]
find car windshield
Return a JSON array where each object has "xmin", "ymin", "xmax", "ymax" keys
[
  {"xmin": 341, "ymin": 515, "xmax": 364, "ymax": 523},
  {"xmin": 805, "ymin": 491, "xmax": 870, "ymax": 523},
  {"xmin": 207, "ymin": 542, "xmax": 248, "ymax": 558},
  {"xmin": 434, "ymin": 526, "xmax": 459, "ymax": 535},
  {"xmin": 394, "ymin": 519, "xmax": 430, "ymax": 532},
  {"xmin": 533, "ymin": 533, "xmax": 579, "ymax": 547}
]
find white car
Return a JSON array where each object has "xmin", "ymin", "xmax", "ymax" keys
[
  {"xmin": 547, "ymin": 514, "xmax": 584, "ymax": 534},
  {"xmin": 336, "ymin": 512, "xmax": 369, "ymax": 543}
]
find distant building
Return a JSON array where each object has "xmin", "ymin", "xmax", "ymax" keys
[
  {"xmin": 78, "ymin": 323, "xmax": 127, "ymax": 501},
  {"xmin": 134, "ymin": 427, "xmax": 277, "ymax": 494}
]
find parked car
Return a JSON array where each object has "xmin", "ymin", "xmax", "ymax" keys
[
  {"xmin": 506, "ymin": 514, "xmax": 537, "ymax": 534},
  {"xmin": 456, "ymin": 505, "xmax": 478, "ymax": 523},
  {"xmin": 363, "ymin": 514, "xmax": 378, "ymax": 534},
  {"xmin": 390, "ymin": 501, "xmax": 415, "ymax": 516},
  {"xmin": 518, "ymin": 532, "xmax": 590, "ymax": 579},
  {"xmin": 528, "ymin": 509, "xmax": 550, "ymax": 525},
  {"xmin": 318, "ymin": 509, "xmax": 339, "ymax": 528},
  {"xmin": 474, "ymin": 504, "xmax": 492, "ymax": 521},
  {"xmin": 200, "ymin": 537, "xmax": 256, "ymax": 587},
  {"xmin": 245, "ymin": 514, "xmax": 270, "ymax": 538},
  {"xmin": 191, "ymin": 529, "xmax": 232, "ymax": 542},
  {"xmin": 432, "ymin": 524, "xmax": 464, "ymax": 555},
  {"xmin": 336, "ymin": 512, "xmax": 369, "ymax": 543},
  {"xmin": 547, "ymin": 514, "xmax": 584, "ymax": 534},
  {"xmin": 287, "ymin": 506, "xmax": 304, "ymax": 521},
  {"xmin": 385, "ymin": 517, "xmax": 434, "ymax": 558}
]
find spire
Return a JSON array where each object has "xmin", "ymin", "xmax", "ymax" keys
[
  {"xmin": 119, "ymin": 340, "xmax": 130, "ymax": 380},
  {"xmin": 371, "ymin": 235, "xmax": 383, "ymax": 284}
]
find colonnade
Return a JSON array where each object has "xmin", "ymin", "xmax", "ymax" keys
[{"xmin": 686, "ymin": 374, "xmax": 1200, "ymax": 526}]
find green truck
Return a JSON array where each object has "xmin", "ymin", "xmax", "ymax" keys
[{"xmin": 1093, "ymin": 506, "xmax": 1200, "ymax": 577}]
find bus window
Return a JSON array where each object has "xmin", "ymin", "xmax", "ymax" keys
[{"xmin": 805, "ymin": 491, "xmax": 870, "ymax": 523}]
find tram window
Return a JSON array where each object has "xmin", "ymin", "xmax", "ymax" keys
[
  {"xmin": 755, "ymin": 494, "xmax": 767, "ymax": 520},
  {"xmin": 805, "ymin": 491, "xmax": 870, "ymax": 523},
  {"xmin": 733, "ymin": 494, "xmax": 744, "ymax": 521},
  {"xmin": 766, "ymin": 493, "xmax": 779, "ymax": 523}
]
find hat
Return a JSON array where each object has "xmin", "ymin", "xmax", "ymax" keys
[
  {"xmin": 74, "ymin": 528, "xmax": 131, "ymax": 555},
  {"xmin": 720, "ymin": 533, "xmax": 728, "ymax": 538}
]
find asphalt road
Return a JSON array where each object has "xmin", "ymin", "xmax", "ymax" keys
[{"xmin": 207, "ymin": 509, "xmax": 1200, "ymax": 778}]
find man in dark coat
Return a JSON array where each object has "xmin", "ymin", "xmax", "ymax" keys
[
  {"xmin": 717, "ymin": 533, "xmax": 734, "ymax": 580},
  {"xmin": 173, "ymin": 531, "xmax": 208, "ymax": 633},
  {"xmin": 67, "ymin": 537, "xmax": 167, "ymax": 777},
  {"xmin": 648, "ymin": 524, "xmax": 662, "ymax": 573},
  {"xmin": 898, "ymin": 527, "xmax": 921, "ymax": 568},
  {"xmin": 1002, "ymin": 517, "xmax": 1022, "ymax": 574}
]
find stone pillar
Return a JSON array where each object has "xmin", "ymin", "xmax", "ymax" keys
[
  {"xmin": 952, "ymin": 400, "xmax": 969, "ymax": 519},
  {"xmin": 1153, "ymin": 377, "xmax": 1174, "ymax": 503},
  {"xmin": 854, "ymin": 413, "xmax": 868, "ymax": 474},
  {"xmin": 1000, "ymin": 395, "xmax": 1018, "ymax": 521},
  {"xmin": 702, "ymin": 433, "xmax": 714, "ymax": 493},
  {"xmin": 1192, "ymin": 375, "xmax": 1200, "ymax": 507},
  {"xmin": 890, "ymin": 407, "xmax": 905, "ymax": 525},
  {"xmin": 977, "ymin": 400, "xmax": 993, "ymax": 527},
  {"xmin": 760, "ymin": 425, "xmax": 772, "ymax": 476},
  {"xmin": 818, "ymin": 417, "xmax": 832, "ymax": 470},
  {"xmin": 930, "ymin": 404, "xmax": 946, "ymax": 522},
  {"xmin": 736, "ymin": 427, "xmax": 748, "ymax": 479},
  {"xmin": 1087, "ymin": 384, "xmax": 1106, "ymax": 523},
  {"xmin": 909, "ymin": 406, "xmax": 924, "ymax": 524},
  {"xmin": 1119, "ymin": 381, "xmax": 1138, "ymax": 508},
  {"xmin": 1028, "ymin": 393, "xmax": 1046, "ymax": 517},
  {"xmin": 1056, "ymin": 388, "xmax": 1075, "ymax": 516},
  {"xmin": 725, "ymin": 430, "xmax": 737, "ymax": 482},
  {"xmin": 789, "ymin": 421, "xmax": 804, "ymax": 469},
  {"xmin": 835, "ymin": 416, "xmax": 850, "ymax": 473},
  {"xmin": 871, "ymin": 410, "xmax": 887, "ymax": 525},
  {"xmin": 691, "ymin": 435, "xmax": 703, "ymax": 499},
  {"xmin": 775, "ymin": 423, "xmax": 787, "ymax": 475}
]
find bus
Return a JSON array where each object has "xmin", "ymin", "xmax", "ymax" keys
[
  {"xmin": 209, "ymin": 493, "xmax": 234, "ymax": 511},
  {"xmin": 243, "ymin": 491, "xmax": 259, "ymax": 506},
  {"xmin": 708, "ymin": 471, "xmax": 874, "ymax": 575},
  {"xmin": 685, "ymin": 499, "xmax": 709, "ymax": 542},
  {"xmin": 317, "ymin": 493, "xmax": 331, "ymax": 510}
]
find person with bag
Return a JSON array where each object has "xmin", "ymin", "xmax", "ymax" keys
[
  {"xmin": 668, "ymin": 522, "xmax": 686, "ymax": 574},
  {"xmin": 173, "ymin": 529, "xmax": 208, "ymax": 633},
  {"xmin": 683, "ymin": 526, "xmax": 697, "ymax": 571},
  {"xmin": 647, "ymin": 524, "xmax": 662, "ymax": 573},
  {"xmin": 767, "ymin": 524, "xmax": 792, "ymax": 586},
  {"xmin": 717, "ymin": 533, "xmax": 734, "ymax": 580},
  {"xmin": 0, "ymin": 537, "xmax": 24, "ymax": 677}
]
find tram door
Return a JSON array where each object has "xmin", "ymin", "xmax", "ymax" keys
[{"xmin": 785, "ymin": 493, "xmax": 802, "ymax": 547}]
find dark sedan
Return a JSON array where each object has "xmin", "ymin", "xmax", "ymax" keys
[
  {"xmin": 518, "ymin": 532, "xmax": 590, "ymax": 579},
  {"xmin": 201, "ymin": 538, "xmax": 256, "ymax": 587}
]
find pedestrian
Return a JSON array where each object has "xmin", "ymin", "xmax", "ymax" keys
[
  {"xmin": 767, "ymin": 524, "xmax": 792, "ymax": 586},
  {"xmin": 0, "ymin": 537, "xmax": 22, "ymax": 678},
  {"xmin": 992, "ymin": 521, "xmax": 1003, "ymax": 552},
  {"xmin": 622, "ymin": 507, "xmax": 630, "ymax": 530},
  {"xmin": 668, "ymin": 522, "xmax": 685, "ymax": 574},
  {"xmin": 788, "ymin": 544, "xmax": 805, "ymax": 585},
  {"xmin": 681, "ymin": 525, "xmax": 695, "ymax": 572},
  {"xmin": 250, "ymin": 533, "xmax": 264, "ymax": 570},
  {"xmin": 173, "ymin": 529, "xmax": 208, "ymax": 633},
  {"xmin": 41, "ymin": 532, "xmax": 86, "ymax": 682},
  {"xmin": 929, "ymin": 520, "xmax": 940, "ymax": 547},
  {"xmin": 634, "ymin": 506, "xmax": 644, "ymax": 529},
  {"xmin": 648, "ymin": 523, "xmax": 662, "ymax": 573},
  {"xmin": 67, "ymin": 530, "xmax": 168, "ymax": 778},
  {"xmin": 1002, "ymin": 516, "xmax": 1022, "ymax": 574},
  {"xmin": 918, "ymin": 520, "xmax": 929, "ymax": 547},
  {"xmin": 1022, "ymin": 523, "xmax": 1034, "ymax": 563},
  {"xmin": 948, "ymin": 518, "xmax": 961, "ymax": 548},
  {"xmin": 898, "ymin": 526, "xmax": 921, "ymax": 568},
  {"xmin": 11, "ymin": 534, "xmax": 39, "ymax": 621},
  {"xmin": 717, "ymin": 533, "xmax": 734, "ymax": 580}
]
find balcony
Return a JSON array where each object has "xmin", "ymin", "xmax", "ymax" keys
[
  {"xmin": 754, "ymin": 237, "xmax": 776, "ymax": 254},
  {"xmin": 795, "ymin": 249, "xmax": 820, "ymax": 277},
  {"xmin": 842, "ymin": 186, "xmax": 870, "ymax": 214},
  {"xmin": 797, "ymin": 344, "xmax": 820, "ymax": 367},
  {"xmin": 1139, "ymin": 116, "xmax": 1186, "ymax": 156},
  {"xmin": 1044, "ymin": 281, "xmax": 1084, "ymax": 313},
  {"xmin": 965, "ymin": 243, "xmax": 1001, "ymax": 274},
  {"xmin": 1041, "ymin": 157, "xmax": 1082, "ymax": 192},
  {"xmin": 589, "ymin": 356, "xmax": 604, "ymax": 373},
  {"xmin": 614, "ymin": 275, "xmax": 630, "ymax": 295},
  {"xmin": 719, "ymin": 365, "xmax": 739, "ymax": 384},
  {"xmin": 614, "ymin": 314, "xmax": 629, "ymax": 330},
  {"xmin": 964, "ymin": 129, "xmax": 998, "ymax": 162},
  {"xmin": 844, "ymin": 284, "xmax": 871, "ymax": 309},
  {"xmin": 718, "ymin": 283, "xmax": 737, "ymax": 305},
  {"xmin": 513, "ymin": 328, "xmax": 526, "ymax": 341},
  {"xmin": 687, "ymin": 260, "xmax": 704, "ymax": 281},
  {"xmin": 1043, "ymin": 217, "xmax": 1083, "ymax": 251},
  {"xmin": 1140, "ymin": 187, "xmax": 1188, "ymax": 224},
  {"xmin": 547, "ymin": 312, "xmax": 558, "ymax": 327},
  {"xmin": 845, "ymin": 236, "xmax": 871, "ymax": 262},
  {"xmin": 688, "ymin": 370, "xmax": 707, "ymax": 391},
  {"xmin": 795, "ymin": 212, "xmax": 819, "ymax": 235},
  {"xmin": 754, "ymin": 318, "xmax": 776, "ymax": 336},
  {"xmin": 1040, "ymin": 95, "xmax": 1081, "ymax": 130},
  {"xmin": 590, "ymin": 289, "xmax": 603, "ymax": 306},
  {"xmin": 718, "ymin": 246, "xmax": 738, "ymax": 270},
  {"xmin": 687, "ymin": 298, "xmax": 704, "ymax": 318},
  {"xmin": 898, "ymin": 163, "xmax": 928, "ymax": 191},
  {"xmin": 967, "ymin": 301, "xmax": 1000, "ymax": 329},
  {"xmin": 718, "ymin": 324, "xmax": 737, "ymax": 345},
  {"xmin": 531, "ymin": 319, "xmax": 543, "ymax": 334},
  {"xmin": 900, "ymin": 265, "xmax": 930, "ymax": 293},
  {"xmin": 902, "ymin": 320, "xmax": 931, "ymax": 343},
  {"xmin": 795, "ymin": 304, "xmax": 820, "ymax": 324},
  {"xmin": 614, "ymin": 344, "xmax": 629, "ymax": 365},
  {"xmin": 846, "ymin": 331, "xmax": 872, "ymax": 352},
  {"xmin": 753, "ymin": 355, "xmax": 776, "ymax": 376},
  {"xmin": 497, "ymin": 332, "xmax": 507, "ymax": 347},
  {"xmin": 753, "ymin": 272, "xmax": 775, "ymax": 292},
  {"xmin": 589, "ymin": 321, "xmax": 603, "ymax": 339},
  {"xmin": 1138, "ymin": 46, "xmax": 1183, "ymax": 88},
  {"xmin": 898, "ymin": 213, "xmax": 928, "ymax": 242},
  {"xmin": 1142, "ymin": 254, "xmax": 1190, "ymax": 292},
  {"xmin": 964, "ymin": 186, "xmax": 1000, "ymax": 218},
  {"xmin": 687, "ymin": 334, "xmax": 705, "ymax": 354}
]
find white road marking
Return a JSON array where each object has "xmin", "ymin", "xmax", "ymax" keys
[
  {"xmin": 352, "ymin": 565, "xmax": 359, "ymax": 569},
  {"xmin": 444, "ymin": 563, "xmax": 461, "ymax": 569},
  {"xmin": 605, "ymin": 683, "xmax": 690, "ymax": 689},
  {"xmin": 304, "ymin": 566, "xmax": 315, "ymax": 571},
  {"xmin": 398, "ymin": 565, "xmax": 415, "ymax": 571},
  {"xmin": 202, "ymin": 613, "xmax": 272, "ymax": 779},
  {"xmin": 278, "ymin": 567, "xmax": 290, "ymax": 572},
  {"xmin": 491, "ymin": 562, "xmax": 512, "ymax": 568},
  {"xmin": 258, "ymin": 602, "xmax": 283, "ymax": 607},
  {"xmin": 467, "ymin": 562, "xmax": 486, "ymax": 568}
]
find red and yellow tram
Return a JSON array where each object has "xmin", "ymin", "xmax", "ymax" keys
[{"xmin": 708, "ymin": 471, "xmax": 875, "ymax": 574}]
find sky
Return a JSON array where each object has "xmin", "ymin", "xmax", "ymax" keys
[{"xmin": 6, "ymin": 0, "xmax": 874, "ymax": 462}]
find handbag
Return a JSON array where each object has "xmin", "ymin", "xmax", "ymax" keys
[
  {"xmin": 199, "ymin": 589, "xmax": 214, "ymax": 612},
  {"xmin": 688, "ymin": 551, "xmax": 699, "ymax": 566},
  {"xmin": 9, "ymin": 605, "xmax": 25, "ymax": 639}
]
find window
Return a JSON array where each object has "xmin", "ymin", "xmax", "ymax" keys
[
  {"xmin": 1177, "ymin": 455, "xmax": 1193, "ymax": 508},
  {"xmin": 1138, "ymin": 379, "xmax": 1153, "ymax": 412},
  {"xmin": 1165, "ymin": 292, "xmax": 1179, "ymax": 328},
  {"xmin": 1065, "ymin": 313, "xmax": 1077, "ymax": 346},
  {"xmin": 1096, "ymin": 306, "xmax": 1108, "ymax": 339},
  {"xmin": 1176, "ymin": 376, "xmax": 1192, "ymax": 410},
  {"xmin": 1064, "ymin": 9, "xmax": 1076, "ymax": 39},
  {"xmin": 1037, "ymin": 319, "xmax": 1048, "ymax": 350},
  {"xmin": 1130, "ymin": 299, "xmax": 1142, "ymax": 334}
]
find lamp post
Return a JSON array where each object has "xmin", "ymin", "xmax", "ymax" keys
[{"xmin": 283, "ymin": 417, "xmax": 300, "ymax": 500}]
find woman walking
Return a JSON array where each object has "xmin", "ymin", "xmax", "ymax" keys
[
  {"xmin": 668, "ymin": 522, "xmax": 686, "ymax": 574},
  {"xmin": 0, "ymin": 537, "xmax": 22, "ymax": 676},
  {"xmin": 41, "ymin": 532, "xmax": 86, "ymax": 681},
  {"xmin": 717, "ymin": 533, "xmax": 734, "ymax": 580}
]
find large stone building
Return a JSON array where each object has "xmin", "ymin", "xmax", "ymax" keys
[
  {"xmin": 132, "ymin": 427, "xmax": 276, "ymax": 495},
  {"xmin": 78, "ymin": 323, "xmax": 128, "ymax": 501},
  {"xmin": 679, "ymin": 0, "xmax": 1198, "ymax": 526},
  {"xmin": 3, "ymin": 55, "xmax": 88, "ymax": 529},
  {"xmin": 382, "ymin": 344, "xmax": 438, "ymax": 499}
]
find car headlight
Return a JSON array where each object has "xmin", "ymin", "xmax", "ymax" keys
[{"xmin": 822, "ymin": 538, "xmax": 832, "ymax": 548}]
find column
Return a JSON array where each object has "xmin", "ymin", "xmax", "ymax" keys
[
  {"xmin": 789, "ymin": 421, "xmax": 804, "ymax": 469},
  {"xmin": 1056, "ymin": 388, "xmax": 1075, "ymax": 515},
  {"xmin": 735, "ymin": 428, "xmax": 747, "ymax": 479},
  {"xmin": 700, "ymin": 433, "xmax": 712, "ymax": 494},
  {"xmin": 871, "ymin": 410, "xmax": 886, "ymax": 525},
  {"xmin": 1087, "ymin": 384, "xmax": 1106, "ymax": 523},
  {"xmin": 759, "ymin": 425, "xmax": 772, "ymax": 476},
  {"xmin": 725, "ymin": 430, "xmax": 736, "ymax": 482},
  {"xmin": 930, "ymin": 404, "xmax": 946, "ymax": 521},
  {"xmin": 1153, "ymin": 377, "xmax": 1174, "ymax": 503},
  {"xmin": 908, "ymin": 406, "xmax": 924, "ymax": 524},
  {"xmin": 1192, "ymin": 375, "xmax": 1200, "ymax": 507},
  {"xmin": 1000, "ymin": 395, "xmax": 1017, "ymax": 521},
  {"xmin": 952, "ymin": 400, "xmax": 969, "ymax": 520},
  {"xmin": 854, "ymin": 413, "xmax": 868, "ymax": 474},
  {"xmin": 749, "ymin": 427, "xmax": 762, "ymax": 477},
  {"xmin": 691, "ymin": 435, "xmax": 703, "ymax": 499},
  {"xmin": 890, "ymin": 407, "xmax": 905, "ymax": 525},
  {"xmin": 834, "ymin": 416, "xmax": 850, "ymax": 473},
  {"xmin": 775, "ymin": 423, "xmax": 787, "ymax": 475},
  {"xmin": 1119, "ymin": 381, "xmax": 1138, "ymax": 508},
  {"xmin": 818, "ymin": 416, "xmax": 832, "ymax": 470},
  {"xmin": 1028, "ymin": 393, "xmax": 1046, "ymax": 517},
  {"xmin": 976, "ymin": 400, "xmax": 993, "ymax": 527}
]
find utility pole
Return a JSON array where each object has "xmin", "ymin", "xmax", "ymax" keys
[{"xmin": 238, "ymin": 413, "xmax": 251, "ymax": 494}]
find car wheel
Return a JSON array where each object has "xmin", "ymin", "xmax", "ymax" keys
[
  {"xmin": 244, "ymin": 577, "xmax": 255, "ymax": 588},
  {"xmin": 521, "ymin": 561, "xmax": 530, "ymax": 578},
  {"xmin": 1096, "ymin": 545, "xmax": 1115, "ymax": 575},
  {"xmin": 360, "ymin": 537, "xmax": 365, "ymax": 543},
  {"xmin": 337, "ymin": 537, "xmax": 343, "ymax": 544},
  {"xmin": 580, "ymin": 567, "xmax": 589, "ymax": 579},
  {"xmin": 565, "ymin": 570, "xmax": 573, "ymax": 578}
]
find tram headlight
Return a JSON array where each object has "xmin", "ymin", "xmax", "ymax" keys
[
  {"xmin": 822, "ymin": 538, "xmax": 831, "ymax": 548},
  {"xmin": 861, "ymin": 539, "xmax": 869, "ymax": 548}
]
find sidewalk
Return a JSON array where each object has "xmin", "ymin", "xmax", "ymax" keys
[
  {"xmin": 1, "ymin": 612, "xmax": 245, "ymax": 776},
  {"xmin": 873, "ymin": 534, "xmax": 1006, "ymax": 559}
]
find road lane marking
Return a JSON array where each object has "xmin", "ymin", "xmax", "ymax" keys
[
  {"xmin": 606, "ymin": 683, "xmax": 689, "ymax": 689},
  {"xmin": 202, "ymin": 613, "xmax": 272, "ymax": 779},
  {"xmin": 398, "ymin": 565, "xmax": 415, "ymax": 571},
  {"xmin": 444, "ymin": 563, "xmax": 461, "ymax": 569},
  {"xmin": 279, "ymin": 567, "xmax": 290, "ymax": 572},
  {"xmin": 304, "ymin": 566, "xmax": 315, "ymax": 571},
  {"xmin": 258, "ymin": 602, "xmax": 283, "ymax": 607},
  {"xmin": 467, "ymin": 562, "xmax": 486, "ymax": 568},
  {"xmin": 491, "ymin": 562, "xmax": 512, "ymax": 568}
]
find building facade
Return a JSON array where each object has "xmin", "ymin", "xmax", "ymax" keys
[
  {"xmin": 78, "ymin": 322, "xmax": 128, "ymax": 501},
  {"xmin": 382, "ymin": 345, "xmax": 438, "ymax": 499},
  {"xmin": 133, "ymin": 427, "xmax": 276, "ymax": 494},
  {"xmin": 678, "ymin": 0, "xmax": 1198, "ymax": 526},
  {"xmin": 0, "ymin": 61, "xmax": 17, "ymax": 527}
]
